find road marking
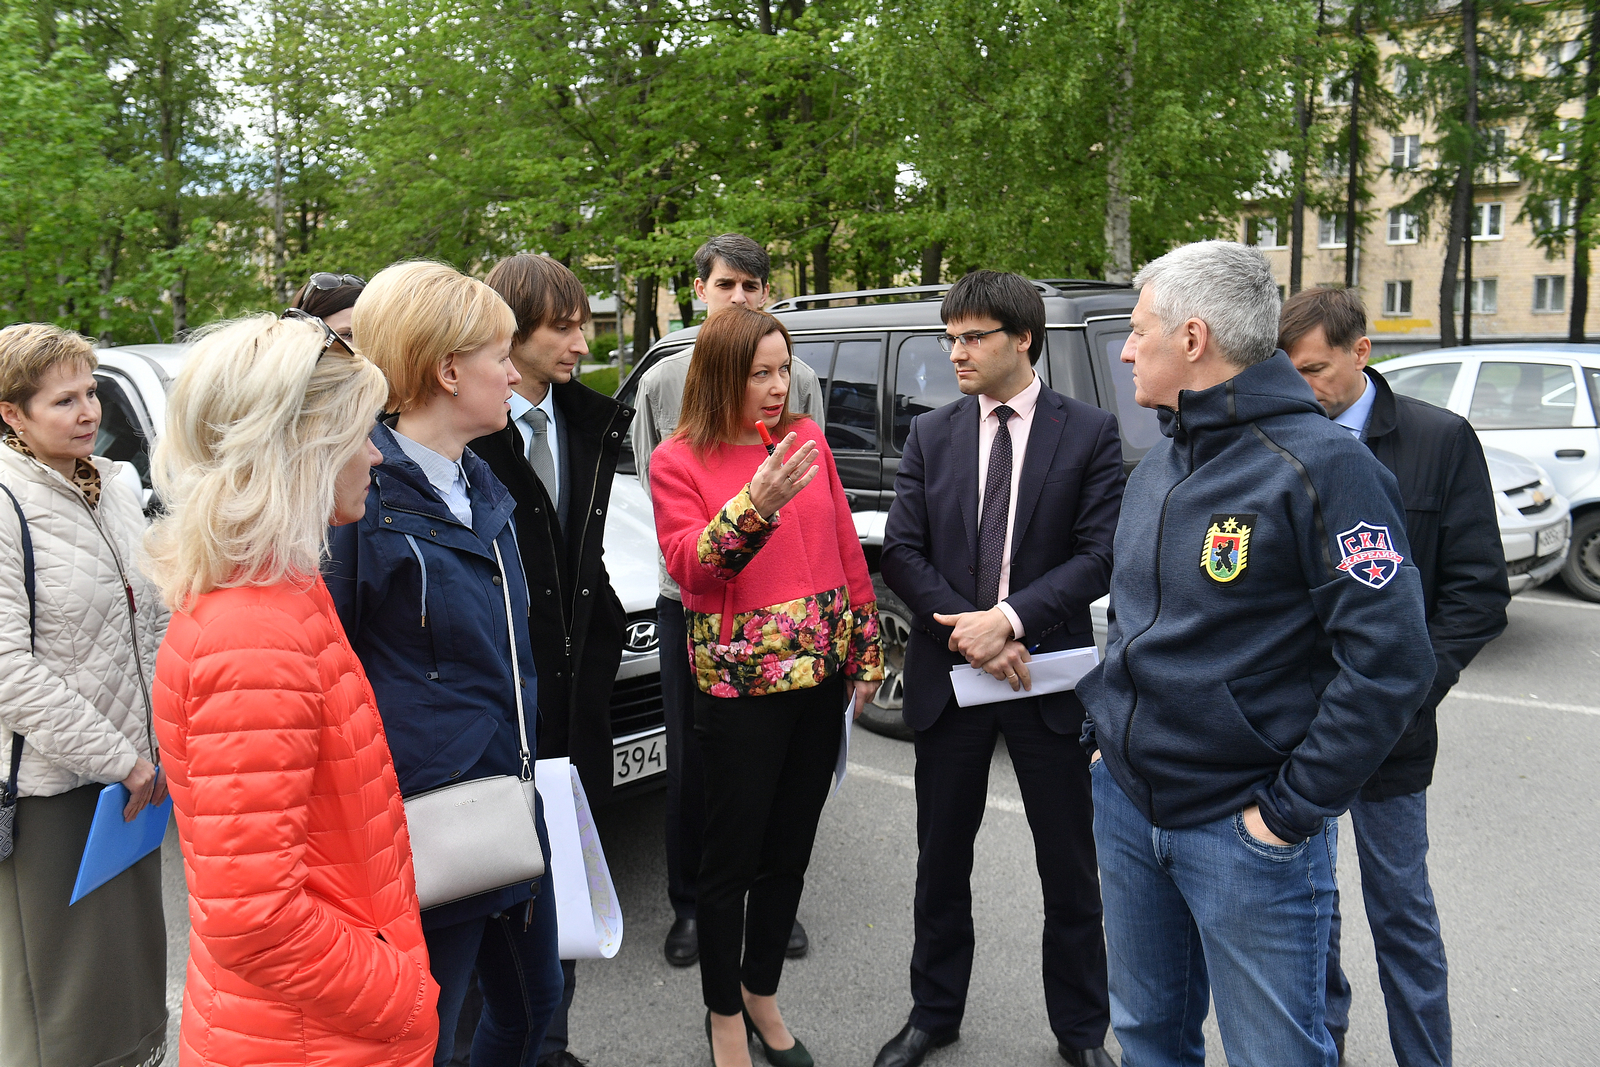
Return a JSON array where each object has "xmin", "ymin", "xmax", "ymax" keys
[
  {"xmin": 1447, "ymin": 690, "xmax": 1600, "ymax": 718},
  {"xmin": 846, "ymin": 761, "xmax": 1027, "ymax": 815},
  {"xmin": 1515, "ymin": 593, "xmax": 1600, "ymax": 612}
]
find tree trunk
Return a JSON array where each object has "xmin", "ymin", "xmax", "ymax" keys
[
  {"xmin": 1103, "ymin": 2, "xmax": 1134, "ymax": 285},
  {"xmin": 172, "ymin": 271, "xmax": 188, "ymax": 338},
  {"xmin": 1439, "ymin": 0, "xmax": 1478, "ymax": 348},
  {"xmin": 920, "ymin": 241, "xmax": 943, "ymax": 286},
  {"xmin": 757, "ymin": 0, "xmax": 773, "ymax": 34},
  {"xmin": 811, "ymin": 236, "xmax": 831, "ymax": 297},
  {"xmin": 1290, "ymin": 86, "xmax": 1311, "ymax": 295},
  {"xmin": 97, "ymin": 229, "xmax": 120, "ymax": 344},
  {"xmin": 1345, "ymin": 10, "xmax": 1363, "ymax": 289},
  {"xmin": 1571, "ymin": 0, "xmax": 1599, "ymax": 341},
  {"xmin": 674, "ymin": 270, "xmax": 695, "ymax": 328},
  {"xmin": 270, "ymin": 97, "xmax": 288, "ymax": 304},
  {"xmin": 632, "ymin": 274, "xmax": 657, "ymax": 360}
]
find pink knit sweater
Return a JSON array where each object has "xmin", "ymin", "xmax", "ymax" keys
[{"xmin": 649, "ymin": 419, "xmax": 883, "ymax": 697}]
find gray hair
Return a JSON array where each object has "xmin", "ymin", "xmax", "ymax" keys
[
  {"xmin": 1132, "ymin": 241, "xmax": 1282, "ymax": 368},
  {"xmin": 694, "ymin": 233, "xmax": 770, "ymax": 284}
]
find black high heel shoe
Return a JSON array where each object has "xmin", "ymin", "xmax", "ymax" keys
[{"xmin": 743, "ymin": 1007, "xmax": 814, "ymax": 1067}]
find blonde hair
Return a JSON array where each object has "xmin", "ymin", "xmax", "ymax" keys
[
  {"xmin": 351, "ymin": 260, "xmax": 515, "ymax": 413},
  {"xmin": 143, "ymin": 315, "xmax": 388, "ymax": 610},
  {"xmin": 0, "ymin": 323, "xmax": 98, "ymax": 433}
]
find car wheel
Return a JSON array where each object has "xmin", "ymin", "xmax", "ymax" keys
[
  {"xmin": 857, "ymin": 576, "xmax": 915, "ymax": 742},
  {"xmin": 1561, "ymin": 509, "xmax": 1600, "ymax": 602}
]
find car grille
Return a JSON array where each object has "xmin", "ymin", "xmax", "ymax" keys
[
  {"xmin": 610, "ymin": 673, "xmax": 665, "ymax": 737},
  {"xmin": 1517, "ymin": 499, "xmax": 1554, "ymax": 517},
  {"xmin": 1507, "ymin": 550, "xmax": 1562, "ymax": 576}
]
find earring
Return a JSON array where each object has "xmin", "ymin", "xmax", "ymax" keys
[{"xmin": 452, "ymin": 389, "xmax": 459, "ymax": 397}]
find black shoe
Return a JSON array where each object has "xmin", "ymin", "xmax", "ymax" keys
[
  {"xmin": 1057, "ymin": 1045, "xmax": 1118, "ymax": 1067},
  {"xmin": 665, "ymin": 917, "xmax": 699, "ymax": 967},
  {"xmin": 872, "ymin": 1022, "xmax": 959, "ymax": 1067},
  {"xmin": 785, "ymin": 919, "xmax": 809, "ymax": 959},
  {"xmin": 743, "ymin": 1007, "xmax": 814, "ymax": 1067},
  {"xmin": 537, "ymin": 1054, "xmax": 591, "ymax": 1067}
]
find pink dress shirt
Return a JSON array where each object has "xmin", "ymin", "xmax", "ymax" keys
[{"xmin": 976, "ymin": 372, "xmax": 1042, "ymax": 639}]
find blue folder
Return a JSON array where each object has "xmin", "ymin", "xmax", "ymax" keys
[{"xmin": 70, "ymin": 784, "xmax": 172, "ymax": 905}]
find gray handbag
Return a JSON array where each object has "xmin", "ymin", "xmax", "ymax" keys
[
  {"xmin": 0, "ymin": 481, "xmax": 35, "ymax": 862},
  {"xmin": 403, "ymin": 540, "xmax": 545, "ymax": 910}
]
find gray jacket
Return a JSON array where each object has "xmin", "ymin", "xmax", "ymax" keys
[{"xmin": 632, "ymin": 345, "xmax": 826, "ymax": 599}]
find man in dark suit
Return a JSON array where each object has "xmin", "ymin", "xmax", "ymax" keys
[
  {"xmin": 467, "ymin": 253, "xmax": 634, "ymax": 1067},
  {"xmin": 877, "ymin": 271, "xmax": 1124, "ymax": 1067}
]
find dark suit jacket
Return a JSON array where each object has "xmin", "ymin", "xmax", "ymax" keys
[
  {"xmin": 469, "ymin": 378, "xmax": 634, "ymax": 801},
  {"xmin": 881, "ymin": 382, "xmax": 1125, "ymax": 733},
  {"xmin": 1358, "ymin": 367, "xmax": 1508, "ymax": 799}
]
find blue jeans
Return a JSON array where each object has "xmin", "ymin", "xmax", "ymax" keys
[
  {"xmin": 1326, "ymin": 791, "xmax": 1451, "ymax": 1067},
  {"xmin": 427, "ymin": 884, "xmax": 564, "ymax": 1067},
  {"xmin": 1092, "ymin": 759, "xmax": 1339, "ymax": 1067}
]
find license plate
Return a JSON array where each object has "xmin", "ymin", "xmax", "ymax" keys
[
  {"xmin": 1537, "ymin": 521, "xmax": 1567, "ymax": 556},
  {"xmin": 612, "ymin": 731, "xmax": 666, "ymax": 786}
]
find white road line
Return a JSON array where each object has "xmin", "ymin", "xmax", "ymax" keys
[
  {"xmin": 1447, "ymin": 690, "xmax": 1600, "ymax": 717},
  {"xmin": 845, "ymin": 761, "xmax": 1027, "ymax": 815},
  {"xmin": 1514, "ymin": 594, "xmax": 1600, "ymax": 612}
]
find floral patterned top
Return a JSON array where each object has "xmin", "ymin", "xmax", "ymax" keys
[{"xmin": 687, "ymin": 486, "xmax": 884, "ymax": 698}]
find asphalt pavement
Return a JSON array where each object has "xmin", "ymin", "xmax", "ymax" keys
[{"xmin": 160, "ymin": 582, "xmax": 1600, "ymax": 1066}]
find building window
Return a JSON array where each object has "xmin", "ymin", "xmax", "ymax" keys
[
  {"xmin": 1390, "ymin": 134, "xmax": 1421, "ymax": 170},
  {"xmin": 1323, "ymin": 76, "xmax": 1352, "ymax": 107},
  {"xmin": 1472, "ymin": 203, "xmax": 1504, "ymax": 240},
  {"xmin": 1539, "ymin": 199, "xmax": 1571, "ymax": 234},
  {"xmin": 1384, "ymin": 281, "xmax": 1413, "ymax": 316},
  {"xmin": 1318, "ymin": 214, "xmax": 1347, "ymax": 248},
  {"xmin": 1248, "ymin": 216, "xmax": 1283, "ymax": 249},
  {"xmin": 1387, "ymin": 208, "xmax": 1418, "ymax": 244},
  {"xmin": 1453, "ymin": 278, "xmax": 1498, "ymax": 315},
  {"xmin": 1534, "ymin": 275, "xmax": 1567, "ymax": 313}
]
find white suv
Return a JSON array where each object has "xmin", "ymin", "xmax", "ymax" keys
[{"xmin": 1377, "ymin": 344, "xmax": 1600, "ymax": 601}]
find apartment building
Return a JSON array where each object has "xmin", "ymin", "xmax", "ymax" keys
[{"xmin": 1242, "ymin": 32, "xmax": 1595, "ymax": 355}]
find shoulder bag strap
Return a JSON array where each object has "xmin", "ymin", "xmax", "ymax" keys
[
  {"xmin": 0, "ymin": 481, "xmax": 36, "ymax": 802},
  {"xmin": 491, "ymin": 538, "xmax": 533, "ymax": 782}
]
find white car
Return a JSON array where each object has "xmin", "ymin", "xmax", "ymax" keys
[
  {"xmin": 92, "ymin": 344, "xmax": 670, "ymax": 798},
  {"xmin": 1377, "ymin": 344, "xmax": 1600, "ymax": 600},
  {"xmin": 1480, "ymin": 446, "xmax": 1570, "ymax": 594}
]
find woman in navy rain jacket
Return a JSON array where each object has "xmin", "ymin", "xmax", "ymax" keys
[{"xmin": 322, "ymin": 262, "xmax": 562, "ymax": 1067}]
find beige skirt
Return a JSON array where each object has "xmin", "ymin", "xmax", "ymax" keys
[{"xmin": 0, "ymin": 785, "xmax": 167, "ymax": 1067}]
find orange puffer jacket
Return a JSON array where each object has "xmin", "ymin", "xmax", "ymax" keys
[{"xmin": 154, "ymin": 577, "xmax": 439, "ymax": 1066}]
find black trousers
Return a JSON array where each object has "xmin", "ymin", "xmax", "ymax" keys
[
  {"xmin": 660, "ymin": 594, "xmax": 706, "ymax": 921},
  {"xmin": 909, "ymin": 694, "xmax": 1110, "ymax": 1050},
  {"xmin": 695, "ymin": 673, "xmax": 844, "ymax": 1016}
]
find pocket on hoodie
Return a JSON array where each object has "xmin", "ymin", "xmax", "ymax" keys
[{"xmin": 1224, "ymin": 662, "xmax": 1319, "ymax": 754}]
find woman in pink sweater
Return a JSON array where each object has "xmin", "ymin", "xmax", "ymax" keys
[{"xmin": 650, "ymin": 306, "xmax": 883, "ymax": 1067}]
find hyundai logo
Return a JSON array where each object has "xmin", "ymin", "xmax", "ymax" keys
[{"xmin": 624, "ymin": 619, "xmax": 659, "ymax": 654}]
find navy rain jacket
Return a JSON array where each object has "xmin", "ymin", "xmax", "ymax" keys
[
  {"xmin": 1078, "ymin": 352, "xmax": 1435, "ymax": 844},
  {"xmin": 325, "ymin": 419, "xmax": 548, "ymax": 929}
]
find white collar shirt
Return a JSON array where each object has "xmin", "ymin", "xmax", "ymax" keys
[
  {"xmin": 391, "ymin": 428, "xmax": 474, "ymax": 528},
  {"xmin": 976, "ymin": 371, "xmax": 1043, "ymax": 639},
  {"xmin": 1333, "ymin": 374, "xmax": 1376, "ymax": 440}
]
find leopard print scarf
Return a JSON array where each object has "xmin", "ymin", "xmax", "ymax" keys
[{"xmin": 3, "ymin": 433, "xmax": 101, "ymax": 509}]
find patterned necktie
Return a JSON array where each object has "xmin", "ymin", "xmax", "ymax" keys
[
  {"xmin": 974, "ymin": 404, "xmax": 1015, "ymax": 610},
  {"xmin": 525, "ymin": 407, "xmax": 558, "ymax": 513}
]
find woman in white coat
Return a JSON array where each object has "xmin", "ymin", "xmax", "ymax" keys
[{"xmin": 0, "ymin": 324, "xmax": 170, "ymax": 1067}]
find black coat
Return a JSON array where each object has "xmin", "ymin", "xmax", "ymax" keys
[
  {"xmin": 470, "ymin": 378, "xmax": 634, "ymax": 803},
  {"xmin": 1359, "ymin": 368, "xmax": 1510, "ymax": 800},
  {"xmin": 882, "ymin": 382, "xmax": 1124, "ymax": 734}
]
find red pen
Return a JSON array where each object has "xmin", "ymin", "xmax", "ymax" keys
[{"xmin": 756, "ymin": 420, "xmax": 776, "ymax": 456}]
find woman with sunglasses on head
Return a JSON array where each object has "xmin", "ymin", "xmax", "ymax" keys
[
  {"xmin": 288, "ymin": 271, "xmax": 367, "ymax": 344},
  {"xmin": 323, "ymin": 261, "xmax": 562, "ymax": 1067},
  {"xmin": 146, "ymin": 314, "xmax": 439, "ymax": 1066},
  {"xmin": 0, "ymin": 323, "xmax": 171, "ymax": 1067},
  {"xmin": 648, "ymin": 305, "xmax": 884, "ymax": 1067}
]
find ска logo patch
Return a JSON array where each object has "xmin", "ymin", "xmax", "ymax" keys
[{"xmin": 1335, "ymin": 521, "xmax": 1404, "ymax": 589}]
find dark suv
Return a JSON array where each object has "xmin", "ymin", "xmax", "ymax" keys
[{"xmin": 616, "ymin": 279, "xmax": 1154, "ymax": 739}]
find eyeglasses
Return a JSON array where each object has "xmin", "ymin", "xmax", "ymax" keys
[
  {"xmin": 281, "ymin": 308, "xmax": 355, "ymax": 359},
  {"xmin": 306, "ymin": 272, "xmax": 366, "ymax": 291},
  {"xmin": 936, "ymin": 327, "xmax": 1007, "ymax": 353}
]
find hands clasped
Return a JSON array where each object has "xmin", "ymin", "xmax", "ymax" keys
[
  {"xmin": 933, "ymin": 607, "xmax": 1032, "ymax": 692},
  {"xmin": 748, "ymin": 432, "xmax": 820, "ymax": 519}
]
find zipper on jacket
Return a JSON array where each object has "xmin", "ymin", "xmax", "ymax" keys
[
  {"xmin": 1117, "ymin": 433, "xmax": 1197, "ymax": 826},
  {"xmin": 561, "ymin": 408, "xmax": 622, "ymax": 643}
]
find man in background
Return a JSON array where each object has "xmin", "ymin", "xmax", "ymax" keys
[
  {"xmin": 1282, "ymin": 286, "xmax": 1508, "ymax": 1067},
  {"xmin": 631, "ymin": 233, "xmax": 827, "ymax": 968}
]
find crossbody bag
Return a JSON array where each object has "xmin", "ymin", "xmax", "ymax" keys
[
  {"xmin": 0, "ymin": 482, "xmax": 35, "ymax": 861},
  {"xmin": 402, "ymin": 539, "xmax": 544, "ymax": 910}
]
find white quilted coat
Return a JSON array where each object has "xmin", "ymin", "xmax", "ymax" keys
[{"xmin": 0, "ymin": 445, "xmax": 167, "ymax": 797}]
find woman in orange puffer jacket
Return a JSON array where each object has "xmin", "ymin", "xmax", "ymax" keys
[{"xmin": 145, "ymin": 313, "xmax": 440, "ymax": 1066}]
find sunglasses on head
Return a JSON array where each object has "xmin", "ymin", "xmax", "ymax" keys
[
  {"xmin": 307, "ymin": 272, "xmax": 366, "ymax": 291},
  {"xmin": 281, "ymin": 308, "xmax": 356, "ymax": 359}
]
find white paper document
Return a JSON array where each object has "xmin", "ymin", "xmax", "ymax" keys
[
  {"xmin": 535, "ymin": 757, "xmax": 623, "ymax": 960},
  {"xmin": 832, "ymin": 695, "xmax": 855, "ymax": 797},
  {"xmin": 949, "ymin": 646, "xmax": 1100, "ymax": 707}
]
